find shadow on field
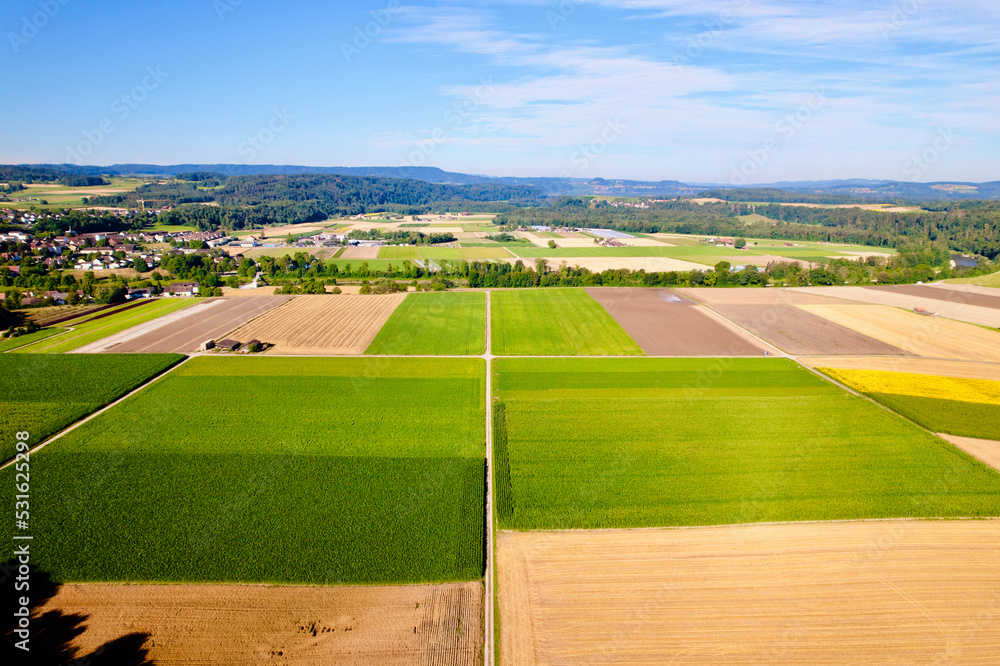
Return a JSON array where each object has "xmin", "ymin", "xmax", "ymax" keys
[{"xmin": 1, "ymin": 559, "xmax": 153, "ymax": 665}]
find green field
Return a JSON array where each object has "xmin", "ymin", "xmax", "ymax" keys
[
  {"xmin": 379, "ymin": 246, "xmax": 513, "ymax": 260},
  {"xmin": 945, "ymin": 271, "xmax": 1000, "ymax": 287},
  {"xmin": 0, "ymin": 354, "xmax": 183, "ymax": 461},
  {"xmin": 866, "ymin": 393, "xmax": 1000, "ymax": 441},
  {"xmin": 4, "ymin": 357, "xmax": 486, "ymax": 583},
  {"xmin": 0, "ymin": 327, "xmax": 67, "ymax": 352},
  {"xmin": 366, "ymin": 292, "xmax": 486, "ymax": 355},
  {"xmin": 490, "ymin": 289, "xmax": 643, "ymax": 356},
  {"xmin": 493, "ymin": 358, "xmax": 1000, "ymax": 530},
  {"xmin": 15, "ymin": 298, "xmax": 198, "ymax": 353}
]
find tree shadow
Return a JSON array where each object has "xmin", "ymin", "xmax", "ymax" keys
[{"xmin": 2, "ymin": 559, "xmax": 153, "ymax": 665}]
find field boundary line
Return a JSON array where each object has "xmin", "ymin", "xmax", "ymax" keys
[
  {"xmin": 0, "ymin": 355, "xmax": 193, "ymax": 471},
  {"xmin": 484, "ymin": 290, "xmax": 495, "ymax": 666},
  {"xmin": 693, "ymin": 302, "xmax": 787, "ymax": 356}
]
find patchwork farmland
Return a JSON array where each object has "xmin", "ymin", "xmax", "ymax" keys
[{"xmin": 6, "ymin": 283, "xmax": 1000, "ymax": 664}]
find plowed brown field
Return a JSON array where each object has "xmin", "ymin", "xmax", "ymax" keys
[
  {"xmin": 40, "ymin": 582, "xmax": 482, "ymax": 665},
  {"xmin": 708, "ymin": 304, "xmax": 912, "ymax": 356},
  {"xmin": 585, "ymin": 288, "xmax": 765, "ymax": 355},
  {"xmin": 109, "ymin": 296, "xmax": 292, "ymax": 353},
  {"xmin": 499, "ymin": 521, "xmax": 1000, "ymax": 664},
  {"xmin": 798, "ymin": 304, "xmax": 1000, "ymax": 361},
  {"xmin": 228, "ymin": 294, "xmax": 405, "ymax": 354}
]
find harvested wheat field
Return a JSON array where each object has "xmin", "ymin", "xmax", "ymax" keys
[
  {"xmin": 800, "ymin": 356, "xmax": 1000, "ymax": 380},
  {"xmin": 228, "ymin": 294, "xmax": 406, "ymax": 354},
  {"xmin": 799, "ymin": 304, "xmax": 1000, "ymax": 361},
  {"xmin": 938, "ymin": 434, "xmax": 1000, "ymax": 472},
  {"xmin": 499, "ymin": 521, "xmax": 1000, "ymax": 664},
  {"xmin": 789, "ymin": 286, "xmax": 1000, "ymax": 328},
  {"xmin": 39, "ymin": 582, "xmax": 482, "ymax": 665},
  {"xmin": 708, "ymin": 304, "xmax": 911, "ymax": 356},
  {"xmin": 109, "ymin": 296, "xmax": 292, "ymax": 353},
  {"xmin": 585, "ymin": 288, "xmax": 766, "ymax": 355},
  {"xmin": 341, "ymin": 246, "xmax": 382, "ymax": 259}
]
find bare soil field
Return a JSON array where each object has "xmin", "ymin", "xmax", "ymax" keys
[
  {"xmin": 341, "ymin": 246, "xmax": 381, "ymax": 259},
  {"xmin": 234, "ymin": 223, "xmax": 330, "ymax": 238},
  {"xmin": 934, "ymin": 282, "xmax": 1000, "ymax": 296},
  {"xmin": 866, "ymin": 284, "xmax": 1000, "ymax": 310},
  {"xmin": 499, "ymin": 521, "xmax": 1000, "ymax": 664},
  {"xmin": 938, "ymin": 434, "xmax": 1000, "ymax": 472},
  {"xmin": 42, "ymin": 582, "xmax": 482, "ymax": 665},
  {"xmin": 789, "ymin": 286, "xmax": 1000, "ymax": 328},
  {"xmin": 708, "ymin": 304, "xmax": 912, "ymax": 356},
  {"xmin": 108, "ymin": 296, "xmax": 291, "ymax": 353},
  {"xmin": 228, "ymin": 294, "xmax": 405, "ymax": 354},
  {"xmin": 677, "ymin": 287, "xmax": 847, "ymax": 306},
  {"xmin": 585, "ymin": 288, "xmax": 765, "ymax": 355},
  {"xmin": 798, "ymin": 304, "xmax": 1000, "ymax": 361},
  {"xmin": 800, "ymin": 356, "xmax": 1000, "ymax": 380}
]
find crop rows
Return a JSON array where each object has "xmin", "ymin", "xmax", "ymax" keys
[
  {"xmin": 2, "ymin": 357, "xmax": 487, "ymax": 584},
  {"xmin": 0, "ymin": 353, "xmax": 184, "ymax": 461},
  {"xmin": 495, "ymin": 358, "xmax": 1000, "ymax": 529},
  {"xmin": 366, "ymin": 292, "xmax": 486, "ymax": 355}
]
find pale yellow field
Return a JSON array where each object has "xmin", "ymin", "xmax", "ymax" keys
[
  {"xmin": 789, "ymin": 286, "xmax": 1000, "ymax": 328},
  {"xmin": 938, "ymin": 434, "xmax": 1000, "ymax": 472},
  {"xmin": 819, "ymin": 368, "xmax": 1000, "ymax": 405},
  {"xmin": 228, "ymin": 294, "xmax": 405, "ymax": 354},
  {"xmin": 548, "ymin": 256, "xmax": 707, "ymax": 273},
  {"xmin": 499, "ymin": 521, "xmax": 1000, "ymax": 664},
  {"xmin": 41, "ymin": 582, "xmax": 482, "ymax": 665},
  {"xmin": 800, "ymin": 356, "xmax": 1000, "ymax": 381},
  {"xmin": 798, "ymin": 304, "xmax": 1000, "ymax": 361}
]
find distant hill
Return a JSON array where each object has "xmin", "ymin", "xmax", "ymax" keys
[{"xmin": 2, "ymin": 163, "xmax": 997, "ymax": 201}]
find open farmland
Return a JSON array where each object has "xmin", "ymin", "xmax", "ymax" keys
[
  {"xmin": 799, "ymin": 304, "xmax": 1000, "ymax": 361},
  {"xmin": 490, "ymin": 289, "xmax": 643, "ymax": 356},
  {"xmin": 229, "ymin": 294, "xmax": 405, "ymax": 354},
  {"xmin": 801, "ymin": 356, "xmax": 1000, "ymax": 380},
  {"xmin": 0, "ymin": 354, "xmax": 183, "ymax": 461},
  {"xmin": 0, "ymin": 327, "xmax": 66, "ymax": 351},
  {"xmin": 1, "ymin": 357, "xmax": 485, "ymax": 583},
  {"xmin": 585, "ymin": 288, "xmax": 765, "ymax": 355},
  {"xmin": 15, "ymin": 298, "xmax": 198, "ymax": 353},
  {"xmin": 38, "ymin": 582, "xmax": 483, "ymax": 665},
  {"xmin": 499, "ymin": 521, "xmax": 1000, "ymax": 664},
  {"xmin": 493, "ymin": 357, "xmax": 1000, "ymax": 529},
  {"xmin": 108, "ymin": 296, "xmax": 291, "ymax": 353},
  {"xmin": 945, "ymin": 270, "xmax": 1000, "ymax": 287},
  {"xmin": 821, "ymin": 367, "xmax": 1000, "ymax": 441},
  {"xmin": 707, "ymin": 304, "xmax": 912, "ymax": 355},
  {"xmin": 938, "ymin": 435, "xmax": 1000, "ymax": 472},
  {"xmin": 366, "ymin": 292, "xmax": 485, "ymax": 355},
  {"xmin": 788, "ymin": 286, "xmax": 1000, "ymax": 328}
]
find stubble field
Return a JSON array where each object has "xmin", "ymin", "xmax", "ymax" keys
[
  {"xmin": 499, "ymin": 521, "xmax": 1000, "ymax": 664},
  {"xmin": 228, "ymin": 294, "xmax": 405, "ymax": 354}
]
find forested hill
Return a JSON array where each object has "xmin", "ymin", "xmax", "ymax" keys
[{"xmin": 84, "ymin": 173, "xmax": 546, "ymax": 227}]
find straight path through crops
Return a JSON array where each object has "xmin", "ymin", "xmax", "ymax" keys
[
  {"xmin": 483, "ymin": 290, "xmax": 495, "ymax": 666},
  {"xmin": 366, "ymin": 292, "xmax": 485, "ymax": 355},
  {"xmin": 499, "ymin": 521, "xmax": 1000, "ymax": 664},
  {"xmin": 490, "ymin": 289, "xmax": 643, "ymax": 356}
]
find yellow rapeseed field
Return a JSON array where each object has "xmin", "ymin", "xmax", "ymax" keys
[{"xmin": 820, "ymin": 368, "xmax": 1000, "ymax": 405}]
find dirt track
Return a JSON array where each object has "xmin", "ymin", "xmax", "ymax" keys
[
  {"xmin": 585, "ymin": 288, "xmax": 765, "ymax": 355},
  {"xmin": 799, "ymin": 304, "xmax": 1000, "ymax": 361},
  {"xmin": 499, "ymin": 521, "xmax": 1000, "ymax": 664},
  {"xmin": 40, "ymin": 582, "xmax": 482, "ymax": 664},
  {"xmin": 108, "ymin": 297, "xmax": 291, "ymax": 353},
  {"xmin": 708, "ymin": 304, "xmax": 912, "ymax": 356},
  {"xmin": 229, "ymin": 294, "xmax": 405, "ymax": 354}
]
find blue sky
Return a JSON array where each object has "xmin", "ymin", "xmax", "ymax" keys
[{"xmin": 2, "ymin": 0, "xmax": 997, "ymax": 183}]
